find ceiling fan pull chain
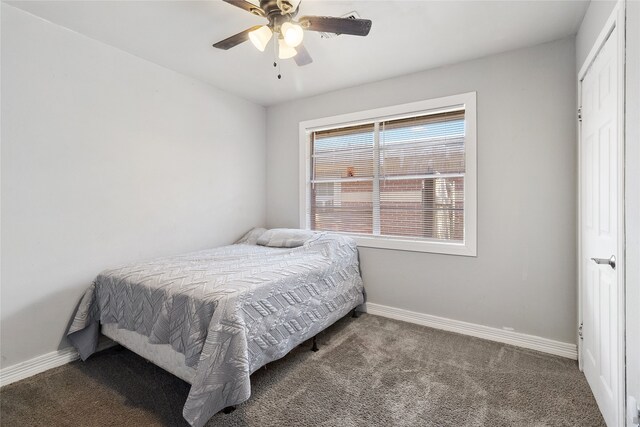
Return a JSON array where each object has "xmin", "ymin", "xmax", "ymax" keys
[{"xmin": 273, "ymin": 37, "xmax": 282, "ymax": 80}]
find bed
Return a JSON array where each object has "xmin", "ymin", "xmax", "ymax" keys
[{"xmin": 66, "ymin": 228, "xmax": 365, "ymax": 427}]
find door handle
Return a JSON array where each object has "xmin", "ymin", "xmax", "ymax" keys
[{"xmin": 591, "ymin": 255, "xmax": 616, "ymax": 270}]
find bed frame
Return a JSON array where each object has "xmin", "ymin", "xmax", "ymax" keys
[{"xmin": 101, "ymin": 308, "xmax": 362, "ymax": 413}]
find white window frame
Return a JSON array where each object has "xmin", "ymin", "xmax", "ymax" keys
[{"xmin": 299, "ymin": 92, "xmax": 477, "ymax": 256}]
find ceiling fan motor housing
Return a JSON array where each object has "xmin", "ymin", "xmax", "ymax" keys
[
  {"xmin": 260, "ymin": 0, "xmax": 297, "ymax": 18},
  {"xmin": 276, "ymin": 0, "xmax": 299, "ymax": 15}
]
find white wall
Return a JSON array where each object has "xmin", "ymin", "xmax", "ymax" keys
[
  {"xmin": 266, "ymin": 38, "xmax": 577, "ymax": 344},
  {"xmin": 576, "ymin": 0, "xmax": 616, "ymax": 71},
  {"xmin": 0, "ymin": 4, "xmax": 266, "ymax": 367}
]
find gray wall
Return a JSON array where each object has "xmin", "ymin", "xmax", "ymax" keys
[
  {"xmin": 266, "ymin": 38, "xmax": 577, "ymax": 344},
  {"xmin": 1, "ymin": 5, "xmax": 266, "ymax": 367},
  {"xmin": 576, "ymin": 0, "xmax": 616, "ymax": 71}
]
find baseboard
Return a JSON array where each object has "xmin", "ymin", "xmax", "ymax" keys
[
  {"xmin": 365, "ymin": 303, "xmax": 578, "ymax": 360},
  {"xmin": 0, "ymin": 339, "xmax": 116, "ymax": 387},
  {"xmin": 1, "ymin": 307, "xmax": 577, "ymax": 387}
]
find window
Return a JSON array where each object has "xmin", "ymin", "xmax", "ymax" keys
[{"xmin": 299, "ymin": 92, "xmax": 476, "ymax": 255}]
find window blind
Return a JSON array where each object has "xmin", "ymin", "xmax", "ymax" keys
[{"xmin": 309, "ymin": 109, "xmax": 465, "ymax": 242}]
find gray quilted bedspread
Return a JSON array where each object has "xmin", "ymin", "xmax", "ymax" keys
[{"xmin": 67, "ymin": 232, "xmax": 364, "ymax": 427}]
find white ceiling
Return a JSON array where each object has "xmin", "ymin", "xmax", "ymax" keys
[{"xmin": 6, "ymin": 0, "xmax": 589, "ymax": 106}]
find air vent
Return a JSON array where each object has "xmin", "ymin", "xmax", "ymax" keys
[{"xmin": 320, "ymin": 11, "xmax": 361, "ymax": 39}]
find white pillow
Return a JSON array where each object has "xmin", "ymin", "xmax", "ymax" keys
[
  {"xmin": 235, "ymin": 228, "xmax": 267, "ymax": 245},
  {"xmin": 256, "ymin": 228, "xmax": 317, "ymax": 248}
]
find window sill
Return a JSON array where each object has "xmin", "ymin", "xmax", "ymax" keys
[{"xmin": 345, "ymin": 234, "xmax": 477, "ymax": 256}]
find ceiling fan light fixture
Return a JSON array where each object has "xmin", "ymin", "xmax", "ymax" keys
[
  {"xmin": 248, "ymin": 25, "xmax": 273, "ymax": 52},
  {"xmin": 278, "ymin": 38, "xmax": 297, "ymax": 59},
  {"xmin": 281, "ymin": 22, "xmax": 304, "ymax": 47}
]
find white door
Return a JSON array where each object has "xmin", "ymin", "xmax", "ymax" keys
[{"xmin": 580, "ymin": 25, "xmax": 620, "ymax": 427}]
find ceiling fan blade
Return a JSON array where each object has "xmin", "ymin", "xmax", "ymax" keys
[
  {"xmin": 294, "ymin": 44, "xmax": 313, "ymax": 66},
  {"xmin": 222, "ymin": 0, "xmax": 266, "ymax": 17},
  {"xmin": 298, "ymin": 16, "xmax": 372, "ymax": 36},
  {"xmin": 212, "ymin": 25, "xmax": 263, "ymax": 50}
]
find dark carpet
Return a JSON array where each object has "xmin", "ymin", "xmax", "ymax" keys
[{"xmin": 0, "ymin": 314, "xmax": 605, "ymax": 426}]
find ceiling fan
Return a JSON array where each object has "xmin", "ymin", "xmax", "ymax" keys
[{"xmin": 212, "ymin": 0, "xmax": 373, "ymax": 66}]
